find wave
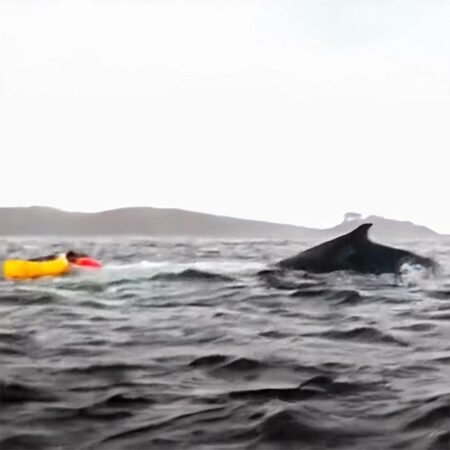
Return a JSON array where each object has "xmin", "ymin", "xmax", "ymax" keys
[
  {"xmin": 0, "ymin": 290, "xmax": 64, "ymax": 305},
  {"xmin": 290, "ymin": 288, "xmax": 365, "ymax": 305},
  {"xmin": 318, "ymin": 326, "xmax": 408, "ymax": 347},
  {"xmin": 151, "ymin": 269, "xmax": 234, "ymax": 282},
  {"xmin": 189, "ymin": 355, "xmax": 265, "ymax": 371},
  {"xmin": 1, "ymin": 237, "xmax": 449, "ymax": 450},
  {"xmin": 104, "ymin": 259, "xmax": 264, "ymax": 273},
  {"xmin": 0, "ymin": 332, "xmax": 37, "ymax": 356},
  {"xmin": 0, "ymin": 434, "xmax": 52, "ymax": 450},
  {"xmin": 258, "ymin": 408, "xmax": 367, "ymax": 446},
  {"xmin": 39, "ymin": 259, "xmax": 263, "ymax": 289},
  {"xmin": 0, "ymin": 380, "xmax": 57, "ymax": 405},
  {"xmin": 97, "ymin": 405, "xmax": 232, "ymax": 447},
  {"xmin": 403, "ymin": 395, "xmax": 450, "ymax": 431}
]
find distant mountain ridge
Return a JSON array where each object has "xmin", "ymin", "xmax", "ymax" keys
[
  {"xmin": 0, "ymin": 206, "xmax": 443, "ymax": 239},
  {"xmin": 323, "ymin": 214, "xmax": 440, "ymax": 241}
]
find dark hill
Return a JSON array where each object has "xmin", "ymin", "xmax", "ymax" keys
[
  {"xmin": 0, "ymin": 206, "xmax": 442, "ymax": 239},
  {"xmin": 0, "ymin": 206, "xmax": 316, "ymax": 238},
  {"xmin": 322, "ymin": 214, "xmax": 440, "ymax": 241}
]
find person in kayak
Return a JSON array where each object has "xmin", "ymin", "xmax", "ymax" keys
[
  {"xmin": 3, "ymin": 250, "xmax": 102, "ymax": 280},
  {"xmin": 28, "ymin": 250, "xmax": 88, "ymax": 263}
]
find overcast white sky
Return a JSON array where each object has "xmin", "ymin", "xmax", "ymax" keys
[{"xmin": 0, "ymin": 0, "xmax": 449, "ymax": 231}]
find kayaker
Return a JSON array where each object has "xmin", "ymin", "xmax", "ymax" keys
[
  {"xmin": 28, "ymin": 253, "xmax": 61, "ymax": 262},
  {"xmin": 28, "ymin": 250, "xmax": 87, "ymax": 263},
  {"xmin": 66, "ymin": 251, "xmax": 102, "ymax": 268},
  {"xmin": 3, "ymin": 251, "xmax": 102, "ymax": 280},
  {"xmin": 65, "ymin": 250, "xmax": 89, "ymax": 263}
]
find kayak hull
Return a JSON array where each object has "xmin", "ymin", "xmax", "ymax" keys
[{"xmin": 3, "ymin": 258, "xmax": 70, "ymax": 280}]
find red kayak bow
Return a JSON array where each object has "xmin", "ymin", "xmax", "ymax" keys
[{"xmin": 72, "ymin": 256, "xmax": 102, "ymax": 269}]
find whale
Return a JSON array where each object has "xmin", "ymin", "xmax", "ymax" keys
[{"xmin": 275, "ymin": 223, "xmax": 437, "ymax": 276}]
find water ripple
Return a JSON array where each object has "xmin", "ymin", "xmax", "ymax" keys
[{"xmin": 1, "ymin": 236, "xmax": 449, "ymax": 450}]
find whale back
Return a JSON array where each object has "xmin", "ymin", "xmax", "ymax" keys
[
  {"xmin": 277, "ymin": 222, "xmax": 436, "ymax": 275},
  {"xmin": 277, "ymin": 224, "xmax": 374, "ymax": 272}
]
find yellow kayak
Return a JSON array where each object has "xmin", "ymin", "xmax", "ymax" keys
[{"xmin": 3, "ymin": 256, "xmax": 70, "ymax": 280}]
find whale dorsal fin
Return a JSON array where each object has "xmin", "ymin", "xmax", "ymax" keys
[{"xmin": 348, "ymin": 223, "xmax": 373, "ymax": 243}]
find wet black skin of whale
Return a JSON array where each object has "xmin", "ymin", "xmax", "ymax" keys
[{"xmin": 276, "ymin": 223, "xmax": 437, "ymax": 276}]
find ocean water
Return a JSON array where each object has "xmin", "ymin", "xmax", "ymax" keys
[{"xmin": 0, "ymin": 236, "xmax": 449, "ymax": 450}]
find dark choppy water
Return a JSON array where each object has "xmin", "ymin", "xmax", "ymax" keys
[{"xmin": 1, "ymin": 237, "xmax": 449, "ymax": 450}]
